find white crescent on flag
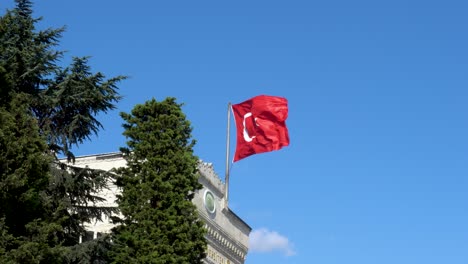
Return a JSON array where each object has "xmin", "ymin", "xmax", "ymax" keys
[{"xmin": 242, "ymin": 112, "xmax": 259, "ymax": 142}]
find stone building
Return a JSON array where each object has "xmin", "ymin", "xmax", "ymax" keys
[{"xmin": 67, "ymin": 152, "xmax": 251, "ymax": 264}]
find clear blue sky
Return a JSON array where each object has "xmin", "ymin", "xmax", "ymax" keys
[{"xmin": 3, "ymin": 0, "xmax": 468, "ymax": 263}]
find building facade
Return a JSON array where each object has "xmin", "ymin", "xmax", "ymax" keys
[{"xmin": 68, "ymin": 152, "xmax": 251, "ymax": 264}]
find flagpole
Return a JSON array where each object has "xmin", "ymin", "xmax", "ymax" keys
[{"xmin": 225, "ymin": 102, "xmax": 231, "ymax": 209}]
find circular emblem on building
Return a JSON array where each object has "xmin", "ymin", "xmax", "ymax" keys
[{"xmin": 204, "ymin": 190, "xmax": 216, "ymax": 214}]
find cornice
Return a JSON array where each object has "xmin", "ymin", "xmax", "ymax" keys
[{"xmin": 199, "ymin": 213, "xmax": 248, "ymax": 262}]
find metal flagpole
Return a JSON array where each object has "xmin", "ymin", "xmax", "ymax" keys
[{"xmin": 225, "ymin": 102, "xmax": 231, "ymax": 209}]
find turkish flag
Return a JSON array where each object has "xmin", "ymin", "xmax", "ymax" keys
[{"xmin": 232, "ymin": 95, "xmax": 290, "ymax": 162}]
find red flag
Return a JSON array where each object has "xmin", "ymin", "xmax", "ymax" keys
[{"xmin": 232, "ymin": 95, "xmax": 290, "ymax": 162}]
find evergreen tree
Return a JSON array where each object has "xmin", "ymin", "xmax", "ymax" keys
[
  {"xmin": 0, "ymin": 94, "xmax": 68, "ymax": 263},
  {"xmin": 0, "ymin": 0, "xmax": 125, "ymax": 161},
  {"xmin": 0, "ymin": 1, "xmax": 124, "ymax": 262},
  {"xmin": 110, "ymin": 98, "xmax": 207, "ymax": 264}
]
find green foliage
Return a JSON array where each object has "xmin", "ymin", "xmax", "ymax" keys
[
  {"xmin": 68, "ymin": 235, "xmax": 113, "ymax": 264},
  {"xmin": 0, "ymin": 1, "xmax": 124, "ymax": 262},
  {"xmin": 0, "ymin": 95, "xmax": 49, "ymax": 237},
  {"xmin": 0, "ymin": 0, "xmax": 124, "ymax": 161},
  {"xmin": 111, "ymin": 98, "xmax": 207, "ymax": 264},
  {"xmin": 0, "ymin": 94, "xmax": 67, "ymax": 263},
  {"xmin": 35, "ymin": 56, "xmax": 124, "ymax": 161}
]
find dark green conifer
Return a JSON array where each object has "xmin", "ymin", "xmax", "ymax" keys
[
  {"xmin": 111, "ymin": 98, "xmax": 207, "ymax": 264},
  {"xmin": 0, "ymin": 94, "xmax": 65, "ymax": 263},
  {"xmin": 0, "ymin": 1, "xmax": 125, "ymax": 262}
]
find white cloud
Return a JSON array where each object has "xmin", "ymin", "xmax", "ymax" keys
[{"xmin": 249, "ymin": 228, "xmax": 296, "ymax": 256}]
